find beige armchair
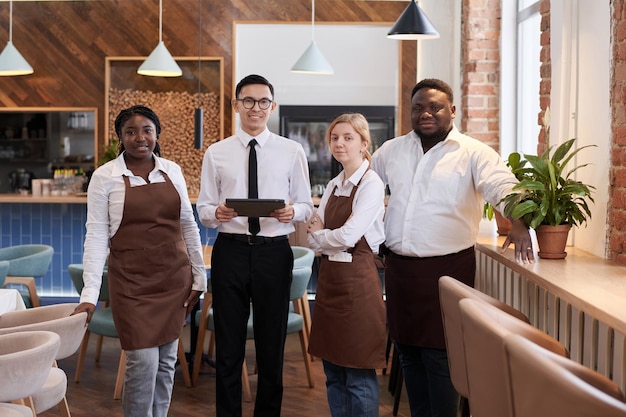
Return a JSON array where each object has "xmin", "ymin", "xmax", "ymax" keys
[
  {"xmin": 0, "ymin": 303, "xmax": 87, "ymax": 417},
  {"xmin": 458, "ymin": 297, "xmax": 567, "ymax": 417},
  {"xmin": 505, "ymin": 333, "xmax": 626, "ymax": 417},
  {"xmin": 0, "ymin": 330, "xmax": 61, "ymax": 417},
  {"xmin": 438, "ymin": 275, "xmax": 530, "ymax": 417}
]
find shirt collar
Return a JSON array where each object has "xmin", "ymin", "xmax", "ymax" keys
[
  {"xmin": 342, "ymin": 159, "xmax": 370, "ymax": 187},
  {"xmin": 110, "ymin": 151, "xmax": 163, "ymax": 177},
  {"xmin": 411, "ymin": 124, "xmax": 461, "ymax": 148},
  {"xmin": 237, "ymin": 127, "xmax": 270, "ymax": 148}
]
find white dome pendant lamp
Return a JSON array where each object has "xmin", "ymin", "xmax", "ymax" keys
[
  {"xmin": 137, "ymin": 0, "xmax": 182, "ymax": 77},
  {"xmin": 0, "ymin": 1, "xmax": 33, "ymax": 76},
  {"xmin": 291, "ymin": 0, "xmax": 334, "ymax": 75}
]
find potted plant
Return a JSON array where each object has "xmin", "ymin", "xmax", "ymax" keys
[
  {"xmin": 499, "ymin": 112, "xmax": 595, "ymax": 259},
  {"xmin": 483, "ymin": 151, "xmax": 529, "ymax": 235}
]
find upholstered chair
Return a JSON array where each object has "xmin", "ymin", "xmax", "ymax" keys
[
  {"xmin": 0, "ymin": 244, "xmax": 54, "ymax": 308},
  {"xmin": 0, "ymin": 330, "xmax": 60, "ymax": 417},
  {"xmin": 0, "ymin": 303, "xmax": 87, "ymax": 417}
]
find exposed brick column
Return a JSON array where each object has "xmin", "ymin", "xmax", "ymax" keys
[
  {"xmin": 537, "ymin": 0, "xmax": 551, "ymax": 156},
  {"xmin": 461, "ymin": 0, "xmax": 501, "ymax": 151},
  {"xmin": 609, "ymin": 1, "xmax": 626, "ymax": 263}
]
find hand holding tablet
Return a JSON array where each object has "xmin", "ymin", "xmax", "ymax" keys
[{"xmin": 225, "ymin": 198, "xmax": 286, "ymax": 217}]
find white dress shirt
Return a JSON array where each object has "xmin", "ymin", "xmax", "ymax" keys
[
  {"xmin": 371, "ymin": 126, "xmax": 517, "ymax": 257},
  {"xmin": 80, "ymin": 153, "xmax": 207, "ymax": 306},
  {"xmin": 197, "ymin": 128, "xmax": 314, "ymax": 236},
  {"xmin": 307, "ymin": 160, "xmax": 385, "ymax": 256}
]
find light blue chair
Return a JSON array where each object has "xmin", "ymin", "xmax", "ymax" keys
[
  {"xmin": 0, "ymin": 260, "xmax": 9, "ymax": 288},
  {"xmin": 0, "ymin": 244, "xmax": 54, "ymax": 308},
  {"xmin": 292, "ymin": 245, "xmax": 315, "ymax": 269}
]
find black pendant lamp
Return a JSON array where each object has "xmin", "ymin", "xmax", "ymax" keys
[
  {"xmin": 194, "ymin": 0, "xmax": 203, "ymax": 149},
  {"xmin": 387, "ymin": 0, "xmax": 440, "ymax": 40}
]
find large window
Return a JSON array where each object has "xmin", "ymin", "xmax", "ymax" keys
[
  {"xmin": 501, "ymin": 0, "xmax": 541, "ymax": 157},
  {"xmin": 516, "ymin": 1, "xmax": 541, "ymax": 155}
]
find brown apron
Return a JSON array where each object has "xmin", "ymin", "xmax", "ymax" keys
[
  {"xmin": 108, "ymin": 173, "xmax": 192, "ymax": 350},
  {"xmin": 385, "ymin": 246, "xmax": 475, "ymax": 349},
  {"xmin": 308, "ymin": 180, "xmax": 387, "ymax": 369}
]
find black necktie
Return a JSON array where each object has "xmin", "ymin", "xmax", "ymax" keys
[{"xmin": 248, "ymin": 139, "xmax": 260, "ymax": 235}]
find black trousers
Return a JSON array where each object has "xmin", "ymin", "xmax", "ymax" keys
[{"xmin": 211, "ymin": 234, "xmax": 293, "ymax": 417}]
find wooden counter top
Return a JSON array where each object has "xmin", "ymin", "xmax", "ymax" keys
[
  {"xmin": 0, "ymin": 194, "xmax": 88, "ymax": 204},
  {"xmin": 476, "ymin": 234, "xmax": 626, "ymax": 337},
  {"xmin": 0, "ymin": 194, "xmax": 323, "ymax": 206}
]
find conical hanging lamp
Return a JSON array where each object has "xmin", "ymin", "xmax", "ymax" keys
[
  {"xmin": 387, "ymin": 0, "xmax": 440, "ymax": 40},
  {"xmin": 291, "ymin": 0, "xmax": 333, "ymax": 75},
  {"xmin": 137, "ymin": 0, "xmax": 182, "ymax": 77},
  {"xmin": 0, "ymin": 1, "xmax": 33, "ymax": 76},
  {"xmin": 193, "ymin": 0, "xmax": 203, "ymax": 149}
]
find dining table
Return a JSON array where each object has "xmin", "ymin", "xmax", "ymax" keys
[{"xmin": 0, "ymin": 288, "xmax": 27, "ymax": 314}]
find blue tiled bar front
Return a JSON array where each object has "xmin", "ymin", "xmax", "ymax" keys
[{"xmin": 0, "ymin": 196, "xmax": 217, "ymax": 298}]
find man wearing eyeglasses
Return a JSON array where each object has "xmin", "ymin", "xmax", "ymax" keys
[
  {"xmin": 371, "ymin": 78, "xmax": 533, "ymax": 417},
  {"xmin": 197, "ymin": 74, "xmax": 313, "ymax": 417}
]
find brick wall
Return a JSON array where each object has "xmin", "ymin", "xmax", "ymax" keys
[
  {"xmin": 609, "ymin": 1, "xmax": 626, "ymax": 263},
  {"xmin": 461, "ymin": 0, "xmax": 502, "ymax": 151},
  {"xmin": 538, "ymin": 0, "xmax": 551, "ymax": 156}
]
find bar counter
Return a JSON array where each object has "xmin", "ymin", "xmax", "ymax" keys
[{"xmin": 0, "ymin": 193, "xmax": 216, "ymax": 297}]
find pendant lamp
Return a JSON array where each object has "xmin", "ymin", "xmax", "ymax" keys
[
  {"xmin": 291, "ymin": 0, "xmax": 333, "ymax": 75},
  {"xmin": 193, "ymin": 0, "xmax": 203, "ymax": 149},
  {"xmin": 387, "ymin": 0, "xmax": 440, "ymax": 40},
  {"xmin": 137, "ymin": 0, "xmax": 182, "ymax": 77},
  {"xmin": 0, "ymin": 1, "xmax": 33, "ymax": 76}
]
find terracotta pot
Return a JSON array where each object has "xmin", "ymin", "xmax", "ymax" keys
[
  {"xmin": 536, "ymin": 224, "xmax": 572, "ymax": 259},
  {"xmin": 494, "ymin": 211, "xmax": 512, "ymax": 236}
]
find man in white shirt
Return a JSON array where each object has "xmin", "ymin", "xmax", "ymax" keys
[
  {"xmin": 197, "ymin": 74, "xmax": 313, "ymax": 417},
  {"xmin": 371, "ymin": 78, "xmax": 533, "ymax": 417}
]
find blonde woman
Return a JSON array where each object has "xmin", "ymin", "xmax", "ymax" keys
[{"xmin": 307, "ymin": 113, "xmax": 387, "ymax": 417}]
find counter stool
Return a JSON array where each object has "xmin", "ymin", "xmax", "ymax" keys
[{"xmin": 0, "ymin": 244, "xmax": 54, "ymax": 308}]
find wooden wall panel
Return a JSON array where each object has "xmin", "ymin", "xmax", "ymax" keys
[{"xmin": 0, "ymin": 0, "xmax": 414, "ymax": 153}]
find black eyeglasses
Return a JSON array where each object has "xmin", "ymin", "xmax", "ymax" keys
[{"xmin": 236, "ymin": 97, "xmax": 273, "ymax": 110}]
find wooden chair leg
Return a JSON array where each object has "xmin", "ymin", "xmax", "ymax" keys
[
  {"xmin": 242, "ymin": 358, "xmax": 252, "ymax": 402},
  {"xmin": 95, "ymin": 335, "xmax": 104, "ymax": 362},
  {"xmin": 177, "ymin": 337, "xmax": 192, "ymax": 388},
  {"xmin": 4, "ymin": 276, "xmax": 40, "ymax": 307},
  {"xmin": 24, "ymin": 397, "xmax": 36, "ymax": 416},
  {"xmin": 294, "ymin": 295, "xmax": 314, "ymax": 362},
  {"xmin": 192, "ymin": 294, "xmax": 212, "ymax": 385},
  {"xmin": 114, "ymin": 350, "xmax": 126, "ymax": 400},
  {"xmin": 298, "ymin": 329, "xmax": 315, "ymax": 388},
  {"xmin": 74, "ymin": 331, "xmax": 91, "ymax": 382},
  {"xmin": 57, "ymin": 396, "xmax": 71, "ymax": 417}
]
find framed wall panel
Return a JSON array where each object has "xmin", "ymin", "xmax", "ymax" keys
[{"xmin": 105, "ymin": 57, "xmax": 224, "ymax": 195}]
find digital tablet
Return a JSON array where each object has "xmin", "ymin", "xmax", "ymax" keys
[{"xmin": 225, "ymin": 198, "xmax": 286, "ymax": 217}]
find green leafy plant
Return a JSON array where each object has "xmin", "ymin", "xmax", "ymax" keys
[
  {"xmin": 499, "ymin": 111, "xmax": 595, "ymax": 229},
  {"xmin": 483, "ymin": 151, "xmax": 529, "ymax": 220},
  {"xmin": 97, "ymin": 139, "xmax": 119, "ymax": 166}
]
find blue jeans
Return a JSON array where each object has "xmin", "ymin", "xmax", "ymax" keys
[
  {"xmin": 323, "ymin": 359, "xmax": 379, "ymax": 417},
  {"xmin": 394, "ymin": 343, "xmax": 459, "ymax": 417},
  {"xmin": 123, "ymin": 339, "xmax": 178, "ymax": 417}
]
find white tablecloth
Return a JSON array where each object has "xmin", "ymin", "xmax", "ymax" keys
[{"xmin": 0, "ymin": 289, "xmax": 27, "ymax": 314}]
